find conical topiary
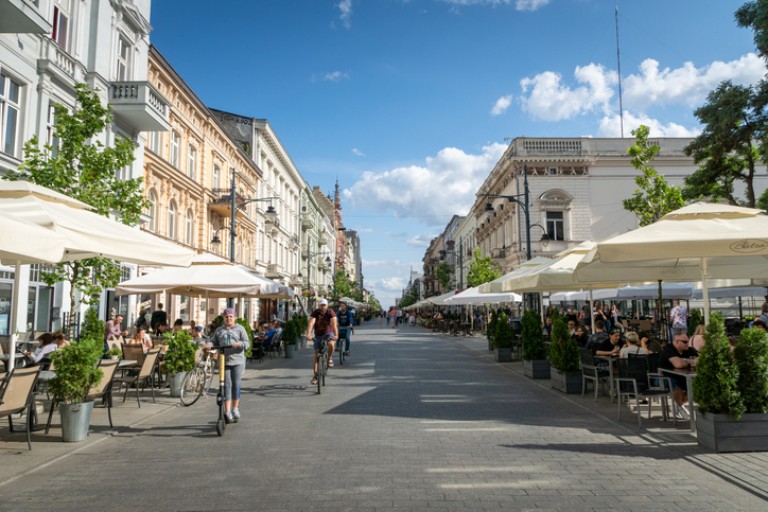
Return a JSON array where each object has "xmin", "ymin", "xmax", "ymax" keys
[
  {"xmin": 734, "ymin": 327, "xmax": 768, "ymax": 414},
  {"xmin": 548, "ymin": 311, "xmax": 579, "ymax": 372},
  {"xmin": 493, "ymin": 311, "xmax": 513, "ymax": 349},
  {"xmin": 521, "ymin": 310, "xmax": 546, "ymax": 360}
]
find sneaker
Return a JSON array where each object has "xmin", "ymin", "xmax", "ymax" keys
[
  {"xmin": 344, "ymin": 351, "xmax": 350, "ymax": 357},
  {"xmin": 232, "ymin": 408, "xmax": 240, "ymax": 422},
  {"xmin": 328, "ymin": 359, "xmax": 334, "ymax": 368},
  {"xmin": 225, "ymin": 411, "xmax": 234, "ymax": 424}
]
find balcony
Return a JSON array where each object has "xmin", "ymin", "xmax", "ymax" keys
[
  {"xmin": 301, "ymin": 213, "xmax": 314, "ymax": 230},
  {"xmin": 0, "ymin": 0, "xmax": 51, "ymax": 33},
  {"xmin": 38, "ymin": 38, "xmax": 86, "ymax": 87},
  {"xmin": 490, "ymin": 248, "xmax": 506, "ymax": 259},
  {"xmin": 318, "ymin": 234, "xmax": 328, "ymax": 246},
  {"xmin": 265, "ymin": 263, "xmax": 280, "ymax": 279},
  {"xmin": 208, "ymin": 192, "xmax": 246, "ymax": 217},
  {"xmin": 109, "ymin": 81, "xmax": 171, "ymax": 132}
]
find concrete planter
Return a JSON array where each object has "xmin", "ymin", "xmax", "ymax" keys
[
  {"xmin": 696, "ymin": 410, "xmax": 768, "ymax": 453},
  {"xmin": 523, "ymin": 359, "xmax": 550, "ymax": 379},
  {"xmin": 550, "ymin": 368, "xmax": 583, "ymax": 394},
  {"xmin": 495, "ymin": 347, "xmax": 513, "ymax": 362}
]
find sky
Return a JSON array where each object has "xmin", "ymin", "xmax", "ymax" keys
[{"xmin": 148, "ymin": 0, "xmax": 764, "ymax": 309}]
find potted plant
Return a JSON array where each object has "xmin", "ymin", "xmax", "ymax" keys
[
  {"xmin": 295, "ymin": 314, "xmax": 309, "ymax": 349},
  {"xmin": 105, "ymin": 346, "xmax": 122, "ymax": 360},
  {"xmin": 235, "ymin": 317, "xmax": 253, "ymax": 359},
  {"xmin": 49, "ymin": 337, "xmax": 104, "ymax": 442},
  {"xmin": 521, "ymin": 310, "xmax": 549, "ymax": 379},
  {"xmin": 162, "ymin": 330, "xmax": 197, "ymax": 397},
  {"xmin": 548, "ymin": 312, "xmax": 582, "ymax": 393},
  {"xmin": 493, "ymin": 312, "xmax": 514, "ymax": 362},
  {"xmin": 281, "ymin": 318, "xmax": 299, "ymax": 359}
]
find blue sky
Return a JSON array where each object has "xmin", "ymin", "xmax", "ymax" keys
[{"xmin": 149, "ymin": 0, "xmax": 762, "ymax": 309}]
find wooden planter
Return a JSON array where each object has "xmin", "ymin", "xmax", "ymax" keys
[
  {"xmin": 550, "ymin": 368, "xmax": 583, "ymax": 394},
  {"xmin": 495, "ymin": 347, "xmax": 513, "ymax": 362},
  {"xmin": 523, "ymin": 359, "xmax": 550, "ymax": 379},
  {"xmin": 696, "ymin": 410, "xmax": 768, "ymax": 453}
]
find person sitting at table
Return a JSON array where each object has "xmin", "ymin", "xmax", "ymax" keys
[
  {"xmin": 619, "ymin": 331, "xmax": 648, "ymax": 358},
  {"xmin": 172, "ymin": 318, "xmax": 184, "ymax": 333},
  {"xmin": 659, "ymin": 332, "xmax": 699, "ymax": 420},
  {"xmin": 689, "ymin": 323, "xmax": 706, "ymax": 350},
  {"xmin": 262, "ymin": 320, "xmax": 282, "ymax": 352},
  {"xmin": 586, "ymin": 320, "xmax": 610, "ymax": 354},
  {"xmin": 594, "ymin": 328, "xmax": 622, "ymax": 357},
  {"xmin": 129, "ymin": 327, "xmax": 153, "ymax": 353},
  {"xmin": 752, "ymin": 319, "xmax": 767, "ymax": 332},
  {"xmin": 572, "ymin": 325, "xmax": 589, "ymax": 347},
  {"xmin": 638, "ymin": 331, "xmax": 661, "ymax": 353},
  {"xmin": 104, "ymin": 314, "xmax": 128, "ymax": 351},
  {"xmin": 24, "ymin": 332, "xmax": 57, "ymax": 366},
  {"xmin": 188, "ymin": 320, "xmax": 201, "ymax": 339},
  {"xmin": 52, "ymin": 331, "xmax": 70, "ymax": 348}
]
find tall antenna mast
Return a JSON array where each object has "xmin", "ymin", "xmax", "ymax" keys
[{"xmin": 615, "ymin": 0, "xmax": 625, "ymax": 138}]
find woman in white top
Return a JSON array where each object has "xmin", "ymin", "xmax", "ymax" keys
[
  {"xmin": 689, "ymin": 324, "xmax": 706, "ymax": 351},
  {"xmin": 619, "ymin": 331, "xmax": 649, "ymax": 358},
  {"xmin": 25, "ymin": 332, "xmax": 57, "ymax": 365}
]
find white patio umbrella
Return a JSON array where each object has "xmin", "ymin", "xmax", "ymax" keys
[
  {"xmin": 426, "ymin": 290, "xmax": 459, "ymax": 305},
  {"xmin": 479, "ymin": 256, "xmax": 553, "ymax": 294},
  {"xmin": 445, "ymin": 286, "xmax": 522, "ymax": 305},
  {"xmin": 0, "ymin": 180, "xmax": 194, "ymax": 369},
  {"xmin": 0, "ymin": 214, "xmax": 66, "ymax": 264},
  {"xmin": 575, "ymin": 202, "xmax": 768, "ymax": 322}
]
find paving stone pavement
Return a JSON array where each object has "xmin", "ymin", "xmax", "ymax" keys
[{"xmin": 1, "ymin": 321, "xmax": 767, "ymax": 511}]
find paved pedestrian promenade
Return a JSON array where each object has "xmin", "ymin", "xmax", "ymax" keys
[{"xmin": 1, "ymin": 321, "xmax": 767, "ymax": 511}]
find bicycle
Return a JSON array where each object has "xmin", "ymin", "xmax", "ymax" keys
[
  {"xmin": 338, "ymin": 326, "xmax": 352, "ymax": 366},
  {"xmin": 179, "ymin": 347, "xmax": 216, "ymax": 407},
  {"xmin": 314, "ymin": 334, "xmax": 332, "ymax": 395}
]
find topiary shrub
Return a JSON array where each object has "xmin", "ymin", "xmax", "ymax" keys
[
  {"xmin": 548, "ymin": 311, "xmax": 579, "ymax": 372},
  {"xmin": 693, "ymin": 314, "xmax": 745, "ymax": 420},
  {"xmin": 493, "ymin": 312, "xmax": 513, "ymax": 349},
  {"xmin": 49, "ymin": 337, "xmax": 103, "ymax": 404},
  {"xmin": 521, "ymin": 310, "xmax": 546, "ymax": 360},
  {"xmin": 734, "ymin": 327, "xmax": 768, "ymax": 414},
  {"xmin": 162, "ymin": 329, "xmax": 197, "ymax": 374},
  {"xmin": 80, "ymin": 307, "xmax": 104, "ymax": 343},
  {"xmin": 235, "ymin": 317, "xmax": 253, "ymax": 358},
  {"xmin": 688, "ymin": 308, "xmax": 703, "ymax": 337},
  {"xmin": 487, "ymin": 311, "xmax": 498, "ymax": 343}
]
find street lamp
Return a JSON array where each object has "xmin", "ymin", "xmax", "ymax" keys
[
  {"xmin": 210, "ymin": 169, "xmax": 278, "ymax": 263},
  {"xmin": 301, "ymin": 240, "xmax": 331, "ymax": 308},
  {"xmin": 483, "ymin": 164, "xmax": 533, "ymax": 260}
]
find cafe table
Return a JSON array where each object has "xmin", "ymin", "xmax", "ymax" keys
[{"xmin": 659, "ymin": 367, "xmax": 697, "ymax": 431}]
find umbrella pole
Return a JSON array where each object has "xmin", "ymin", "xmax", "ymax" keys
[
  {"xmin": 701, "ymin": 259, "xmax": 711, "ymax": 324},
  {"xmin": 589, "ymin": 288, "xmax": 595, "ymax": 334},
  {"xmin": 657, "ymin": 280, "xmax": 665, "ymax": 342},
  {"xmin": 8, "ymin": 261, "xmax": 23, "ymax": 371}
]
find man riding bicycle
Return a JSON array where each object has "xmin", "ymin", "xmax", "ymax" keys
[
  {"xmin": 336, "ymin": 301, "xmax": 354, "ymax": 357},
  {"xmin": 307, "ymin": 298, "xmax": 338, "ymax": 385}
]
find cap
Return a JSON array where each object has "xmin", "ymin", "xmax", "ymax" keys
[{"xmin": 319, "ymin": 299, "xmax": 328, "ymax": 306}]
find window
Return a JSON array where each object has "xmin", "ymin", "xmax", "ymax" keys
[
  {"xmin": 546, "ymin": 211, "xmax": 565, "ymax": 241},
  {"xmin": 187, "ymin": 144, "xmax": 196, "ymax": 179},
  {"xmin": 212, "ymin": 164, "xmax": 220, "ymax": 190},
  {"xmin": 147, "ymin": 190, "xmax": 157, "ymax": 232},
  {"xmin": 168, "ymin": 200, "xmax": 177, "ymax": 240},
  {"xmin": 170, "ymin": 130, "xmax": 179, "ymax": 167},
  {"xmin": 185, "ymin": 209, "xmax": 194, "ymax": 246},
  {"xmin": 116, "ymin": 36, "xmax": 131, "ymax": 81},
  {"xmin": 52, "ymin": 0, "xmax": 71, "ymax": 50},
  {"xmin": 46, "ymin": 103, "xmax": 60, "ymax": 155},
  {"xmin": 0, "ymin": 74, "xmax": 21, "ymax": 157},
  {"xmin": 148, "ymin": 131, "xmax": 161, "ymax": 154}
]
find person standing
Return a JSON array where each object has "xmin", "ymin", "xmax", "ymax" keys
[
  {"xmin": 670, "ymin": 299, "xmax": 688, "ymax": 333},
  {"xmin": 208, "ymin": 308, "xmax": 249, "ymax": 424},
  {"xmin": 306, "ymin": 299, "xmax": 338, "ymax": 385},
  {"xmin": 151, "ymin": 303, "xmax": 168, "ymax": 334},
  {"xmin": 104, "ymin": 314, "xmax": 127, "ymax": 351}
]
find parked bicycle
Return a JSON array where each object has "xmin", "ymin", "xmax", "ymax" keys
[{"xmin": 179, "ymin": 347, "xmax": 216, "ymax": 406}]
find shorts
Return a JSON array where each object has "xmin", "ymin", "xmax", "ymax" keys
[{"xmin": 313, "ymin": 333, "xmax": 333, "ymax": 352}]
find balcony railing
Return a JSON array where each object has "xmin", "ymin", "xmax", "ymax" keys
[{"xmin": 109, "ymin": 81, "xmax": 171, "ymax": 132}]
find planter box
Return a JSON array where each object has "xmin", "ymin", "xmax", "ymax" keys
[
  {"xmin": 696, "ymin": 410, "xmax": 768, "ymax": 453},
  {"xmin": 523, "ymin": 359, "xmax": 550, "ymax": 379},
  {"xmin": 495, "ymin": 347, "xmax": 513, "ymax": 362},
  {"xmin": 550, "ymin": 368, "xmax": 583, "ymax": 394}
]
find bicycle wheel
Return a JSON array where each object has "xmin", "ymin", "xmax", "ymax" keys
[
  {"xmin": 316, "ymin": 354, "xmax": 323, "ymax": 395},
  {"xmin": 321, "ymin": 353, "xmax": 327, "ymax": 387},
  {"xmin": 339, "ymin": 343, "xmax": 345, "ymax": 366},
  {"xmin": 179, "ymin": 367, "xmax": 205, "ymax": 406}
]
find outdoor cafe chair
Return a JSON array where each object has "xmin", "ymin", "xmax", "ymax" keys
[
  {"xmin": 579, "ymin": 348, "xmax": 610, "ymax": 401},
  {"xmin": 616, "ymin": 357, "xmax": 672, "ymax": 426},
  {"xmin": 0, "ymin": 366, "xmax": 41, "ymax": 450},
  {"xmin": 45, "ymin": 358, "xmax": 120, "ymax": 434},
  {"xmin": 116, "ymin": 348, "xmax": 160, "ymax": 407},
  {"xmin": 121, "ymin": 344, "xmax": 145, "ymax": 369},
  {"xmin": 267, "ymin": 330, "xmax": 283, "ymax": 359}
]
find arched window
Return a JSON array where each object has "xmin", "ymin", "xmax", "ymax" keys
[
  {"xmin": 185, "ymin": 209, "xmax": 194, "ymax": 246},
  {"xmin": 539, "ymin": 190, "xmax": 573, "ymax": 242},
  {"xmin": 147, "ymin": 189, "xmax": 157, "ymax": 232},
  {"xmin": 168, "ymin": 200, "xmax": 177, "ymax": 240}
]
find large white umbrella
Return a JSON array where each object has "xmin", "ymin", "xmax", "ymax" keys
[
  {"xmin": 445, "ymin": 286, "xmax": 522, "ymax": 305},
  {"xmin": 426, "ymin": 290, "xmax": 460, "ymax": 305},
  {"xmin": 0, "ymin": 215, "xmax": 66, "ymax": 264},
  {"xmin": 479, "ymin": 256, "xmax": 553, "ymax": 294},
  {"xmin": 576, "ymin": 202, "xmax": 768, "ymax": 321},
  {"xmin": 0, "ymin": 180, "xmax": 194, "ymax": 369},
  {"xmin": 116, "ymin": 253, "xmax": 289, "ymax": 298}
]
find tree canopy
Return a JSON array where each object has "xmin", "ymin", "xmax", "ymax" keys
[{"xmin": 466, "ymin": 249, "xmax": 502, "ymax": 287}]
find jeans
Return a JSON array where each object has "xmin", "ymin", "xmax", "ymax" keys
[
  {"xmin": 224, "ymin": 363, "xmax": 244, "ymax": 401},
  {"xmin": 339, "ymin": 327, "xmax": 351, "ymax": 352}
]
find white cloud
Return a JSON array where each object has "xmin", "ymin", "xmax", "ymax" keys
[
  {"xmin": 597, "ymin": 112, "xmax": 700, "ymax": 138},
  {"xmin": 352, "ymin": 147, "xmax": 366, "ymax": 157},
  {"xmin": 378, "ymin": 276, "xmax": 405, "ymax": 291},
  {"xmin": 622, "ymin": 53, "xmax": 764, "ymax": 110},
  {"xmin": 323, "ymin": 70, "xmax": 349, "ymax": 82},
  {"xmin": 518, "ymin": 53, "xmax": 765, "ymax": 123},
  {"xmin": 520, "ymin": 63, "xmax": 616, "ymax": 121},
  {"xmin": 407, "ymin": 234, "xmax": 434, "ymax": 247},
  {"xmin": 490, "ymin": 94, "xmax": 513, "ymax": 116},
  {"xmin": 338, "ymin": 0, "xmax": 352, "ymax": 29},
  {"xmin": 441, "ymin": 0, "xmax": 550, "ymax": 11},
  {"xmin": 346, "ymin": 143, "xmax": 507, "ymax": 227}
]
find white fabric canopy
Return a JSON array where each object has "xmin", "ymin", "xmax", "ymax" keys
[
  {"xmin": 445, "ymin": 286, "xmax": 522, "ymax": 305},
  {"xmin": 0, "ymin": 214, "xmax": 66, "ymax": 264},
  {"xmin": 479, "ymin": 256, "xmax": 552, "ymax": 294},
  {"xmin": 426, "ymin": 290, "xmax": 459, "ymax": 305},
  {"xmin": 576, "ymin": 202, "xmax": 768, "ymax": 321},
  {"xmin": 116, "ymin": 253, "xmax": 289, "ymax": 298},
  {"xmin": 615, "ymin": 283, "xmax": 693, "ymax": 300}
]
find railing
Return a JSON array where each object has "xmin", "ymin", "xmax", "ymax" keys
[{"xmin": 109, "ymin": 81, "xmax": 169, "ymax": 119}]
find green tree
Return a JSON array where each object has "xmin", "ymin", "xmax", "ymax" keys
[
  {"xmin": 683, "ymin": 82, "xmax": 761, "ymax": 206},
  {"xmin": 435, "ymin": 261, "xmax": 453, "ymax": 291},
  {"xmin": 5, "ymin": 83, "xmax": 146, "ymax": 317},
  {"xmin": 466, "ymin": 248, "xmax": 502, "ymax": 287},
  {"xmin": 399, "ymin": 284, "xmax": 420, "ymax": 308},
  {"xmin": 331, "ymin": 269, "xmax": 354, "ymax": 301},
  {"xmin": 623, "ymin": 125, "xmax": 684, "ymax": 226}
]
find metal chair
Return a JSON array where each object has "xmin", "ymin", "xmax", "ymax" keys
[
  {"xmin": 116, "ymin": 348, "xmax": 160, "ymax": 407},
  {"xmin": 616, "ymin": 357, "xmax": 672, "ymax": 426},
  {"xmin": 579, "ymin": 348, "xmax": 610, "ymax": 401},
  {"xmin": 0, "ymin": 366, "xmax": 41, "ymax": 450}
]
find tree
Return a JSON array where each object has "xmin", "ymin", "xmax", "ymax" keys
[
  {"xmin": 398, "ymin": 284, "xmax": 420, "ymax": 309},
  {"xmin": 466, "ymin": 249, "xmax": 502, "ymax": 287},
  {"xmin": 435, "ymin": 261, "xmax": 453, "ymax": 291},
  {"xmin": 683, "ymin": 82, "xmax": 761, "ymax": 206},
  {"xmin": 5, "ymin": 83, "xmax": 146, "ymax": 320},
  {"xmin": 331, "ymin": 269, "xmax": 355, "ymax": 301},
  {"xmin": 623, "ymin": 125, "xmax": 684, "ymax": 226}
]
